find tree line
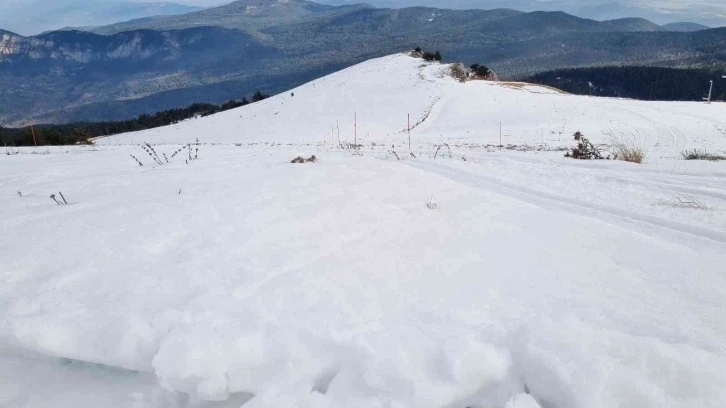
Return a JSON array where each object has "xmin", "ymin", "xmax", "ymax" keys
[
  {"xmin": 0, "ymin": 91, "xmax": 270, "ymax": 146},
  {"xmin": 525, "ymin": 66, "xmax": 726, "ymax": 102}
]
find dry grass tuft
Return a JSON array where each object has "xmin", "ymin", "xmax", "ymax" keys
[
  {"xmin": 606, "ymin": 132, "xmax": 647, "ymax": 164},
  {"xmin": 680, "ymin": 149, "xmax": 726, "ymax": 161}
]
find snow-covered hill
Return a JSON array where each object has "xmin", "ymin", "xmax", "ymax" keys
[
  {"xmin": 109, "ymin": 53, "xmax": 726, "ymax": 157},
  {"xmin": 1, "ymin": 54, "xmax": 726, "ymax": 408}
]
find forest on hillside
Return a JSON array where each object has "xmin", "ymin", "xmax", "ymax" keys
[
  {"xmin": 525, "ymin": 66, "xmax": 726, "ymax": 101},
  {"xmin": 1, "ymin": 93, "xmax": 268, "ymax": 147}
]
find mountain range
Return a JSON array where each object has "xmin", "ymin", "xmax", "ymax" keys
[
  {"xmin": 2, "ymin": 0, "xmax": 726, "ymax": 126},
  {"xmin": 0, "ymin": 0, "xmax": 203, "ymax": 36},
  {"xmin": 318, "ymin": 0, "xmax": 726, "ymax": 28}
]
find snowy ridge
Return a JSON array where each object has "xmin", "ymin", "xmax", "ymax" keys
[
  {"xmin": 109, "ymin": 53, "xmax": 726, "ymax": 156},
  {"xmin": 1, "ymin": 54, "xmax": 726, "ymax": 408}
]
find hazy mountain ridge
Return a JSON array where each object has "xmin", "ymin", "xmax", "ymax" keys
[
  {"xmin": 86, "ymin": 0, "xmax": 375, "ymax": 36},
  {"xmin": 661, "ymin": 22, "xmax": 712, "ymax": 32},
  {"xmin": 318, "ymin": 0, "xmax": 726, "ymax": 27},
  {"xmin": 2, "ymin": 0, "xmax": 726, "ymax": 126},
  {"xmin": 0, "ymin": 0, "xmax": 203, "ymax": 37}
]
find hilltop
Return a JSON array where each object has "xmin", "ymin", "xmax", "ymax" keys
[
  {"xmin": 109, "ymin": 53, "xmax": 726, "ymax": 155},
  {"xmin": 2, "ymin": 0, "xmax": 726, "ymax": 126}
]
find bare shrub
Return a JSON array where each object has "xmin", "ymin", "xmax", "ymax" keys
[
  {"xmin": 291, "ymin": 155, "xmax": 317, "ymax": 164},
  {"xmin": 450, "ymin": 63, "xmax": 470, "ymax": 83},
  {"xmin": 565, "ymin": 131, "xmax": 604, "ymax": 160}
]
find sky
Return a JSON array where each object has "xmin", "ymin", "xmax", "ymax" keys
[{"xmin": 0, "ymin": 0, "xmax": 712, "ymax": 8}]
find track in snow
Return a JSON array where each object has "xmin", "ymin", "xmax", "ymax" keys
[{"xmin": 405, "ymin": 158, "xmax": 726, "ymax": 251}]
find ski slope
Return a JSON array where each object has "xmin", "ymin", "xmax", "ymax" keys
[{"xmin": 2, "ymin": 54, "xmax": 726, "ymax": 408}]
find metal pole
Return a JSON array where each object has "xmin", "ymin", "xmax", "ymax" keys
[
  {"xmin": 707, "ymin": 80, "xmax": 713, "ymax": 104},
  {"xmin": 408, "ymin": 114, "xmax": 411, "ymax": 151},
  {"xmin": 354, "ymin": 113, "xmax": 357, "ymax": 146}
]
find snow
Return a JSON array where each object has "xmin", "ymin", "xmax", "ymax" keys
[
  {"xmin": 107, "ymin": 54, "xmax": 726, "ymax": 157},
  {"xmin": 2, "ymin": 54, "xmax": 726, "ymax": 408}
]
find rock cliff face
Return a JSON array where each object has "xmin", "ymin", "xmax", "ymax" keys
[
  {"xmin": 0, "ymin": 31, "xmax": 22, "ymax": 58},
  {"xmin": 0, "ymin": 30, "xmax": 186, "ymax": 63}
]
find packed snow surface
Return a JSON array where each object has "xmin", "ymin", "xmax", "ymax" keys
[{"xmin": 2, "ymin": 54, "xmax": 726, "ymax": 408}]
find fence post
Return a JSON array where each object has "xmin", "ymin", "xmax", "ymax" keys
[
  {"xmin": 408, "ymin": 114, "xmax": 411, "ymax": 150},
  {"xmin": 499, "ymin": 121, "xmax": 502, "ymax": 151}
]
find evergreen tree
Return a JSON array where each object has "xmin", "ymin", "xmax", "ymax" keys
[
  {"xmin": 526, "ymin": 66, "xmax": 725, "ymax": 102},
  {"xmin": 0, "ymin": 91, "xmax": 272, "ymax": 146},
  {"xmin": 470, "ymin": 63, "xmax": 492, "ymax": 77},
  {"xmin": 252, "ymin": 91, "xmax": 270, "ymax": 102}
]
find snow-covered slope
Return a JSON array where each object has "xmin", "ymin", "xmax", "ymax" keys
[
  {"xmin": 2, "ymin": 54, "xmax": 726, "ymax": 408},
  {"xmin": 109, "ymin": 53, "xmax": 726, "ymax": 157}
]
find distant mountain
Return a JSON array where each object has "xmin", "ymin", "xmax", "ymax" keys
[
  {"xmin": 0, "ymin": 0, "xmax": 203, "ymax": 36},
  {"xmin": 661, "ymin": 22, "xmax": 711, "ymax": 32},
  {"xmin": 600, "ymin": 18, "xmax": 661, "ymax": 32},
  {"xmin": 2, "ymin": 0, "xmax": 726, "ymax": 126},
  {"xmin": 88, "ymin": 0, "xmax": 374, "ymax": 35},
  {"xmin": 318, "ymin": 0, "xmax": 726, "ymax": 27},
  {"xmin": 569, "ymin": 1, "xmax": 725, "ymax": 28}
]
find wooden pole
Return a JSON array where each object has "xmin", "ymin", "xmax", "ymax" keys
[
  {"xmin": 30, "ymin": 123, "xmax": 37, "ymax": 147},
  {"xmin": 408, "ymin": 114, "xmax": 411, "ymax": 150},
  {"xmin": 499, "ymin": 121, "xmax": 502, "ymax": 151}
]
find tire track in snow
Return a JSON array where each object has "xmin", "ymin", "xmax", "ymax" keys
[
  {"xmin": 470, "ymin": 154, "xmax": 726, "ymax": 190},
  {"xmin": 599, "ymin": 175, "xmax": 726, "ymax": 202},
  {"xmin": 405, "ymin": 160, "xmax": 726, "ymax": 249}
]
